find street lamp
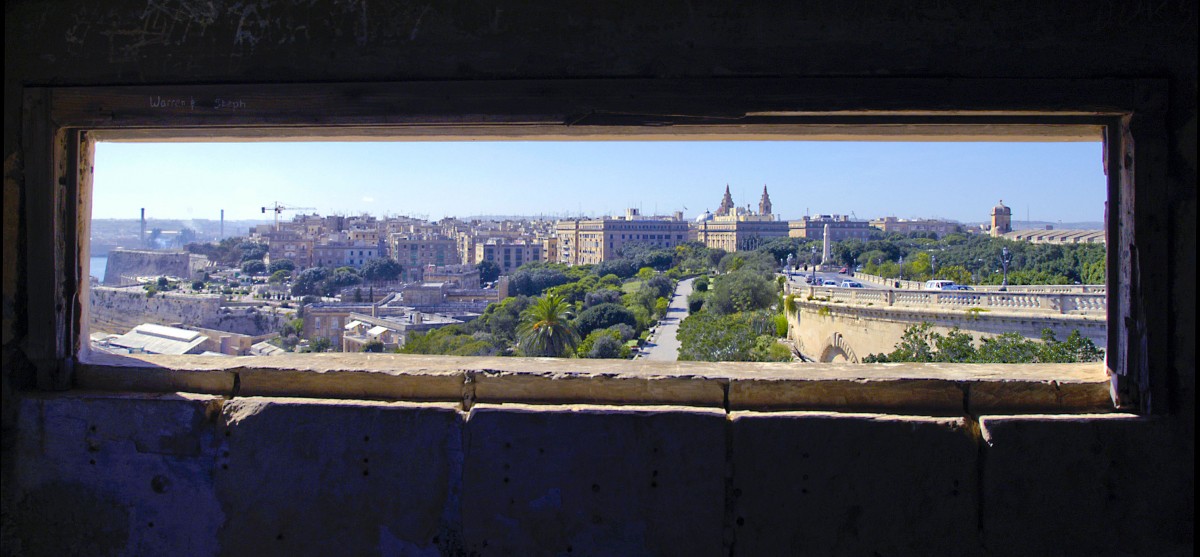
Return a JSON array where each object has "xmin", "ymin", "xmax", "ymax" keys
[
  {"xmin": 898, "ymin": 255, "xmax": 904, "ymax": 281},
  {"xmin": 931, "ymin": 254, "xmax": 937, "ymax": 279},
  {"xmin": 1000, "ymin": 246, "xmax": 1012, "ymax": 290},
  {"xmin": 810, "ymin": 246, "xmax": 817, "ymax": 271}
]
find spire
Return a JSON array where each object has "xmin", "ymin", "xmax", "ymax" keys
[
  {"xmin": 717, "ymin": 184, "xmax": 736, "ymax": 216},
  {"xmin": 758, "ymin": 184, "xmax": 772, "ymax": 215}
]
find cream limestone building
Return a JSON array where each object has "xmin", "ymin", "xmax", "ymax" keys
[
  {"xmin": 556, "ymin": 209, "xmax": 689, "ymax": 265},
  {"xmin": 693, "ymin": 185, "xmax": 789, "ymax": 252}
]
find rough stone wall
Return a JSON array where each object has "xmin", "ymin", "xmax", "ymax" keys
[
  {"xmin": 102, "ymin": 249, "xmax": 207, "ymax": 286},
  {"xmin": 3, "ymin": 1, "xmax": 1195, "ymax": 555},
  {"xmin": 7, "ymin": 394, "xmax": 1192, "ymax": 556},
  {"xmin": 89, "ymin": 287, "xmax": 282, "ymax": 337}
]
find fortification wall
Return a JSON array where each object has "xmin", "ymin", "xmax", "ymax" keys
[
  {"xmin": 789, "ymin": 301, "xmax": 1107, "ymax": 362},
  {"xmin": 101, "ymin": 249, "xmax": 209, "ymax": 286},
  {"xmin": 89, "ymin": 287, "xmax": 283, "ymax": 336}
]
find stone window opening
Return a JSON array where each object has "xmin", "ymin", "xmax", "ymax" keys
[{"xmin": 17, "ymin": 78, "xmax": 1168, "ymax": 416}]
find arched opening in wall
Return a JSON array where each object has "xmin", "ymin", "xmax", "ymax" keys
[
  {"xmin": 819, "ymin": 333, "xmax": 858, "ymax": 364},
  {"xmin": 22, "ymin": 79, "xmax": 1164, "ymax": 412}
]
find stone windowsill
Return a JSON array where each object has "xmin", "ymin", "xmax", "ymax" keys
[{"xmin": 75, "ymin": 352, "xmax": 1116, "ymax": 416}]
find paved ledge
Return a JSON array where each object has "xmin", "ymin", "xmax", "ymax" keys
[{"xmin": 75, "ymin": 353, "xmax": 1114, "ymax": 415}]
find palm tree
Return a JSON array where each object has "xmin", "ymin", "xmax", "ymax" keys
[{"xmin": 517, "ymin": 294, "xmax": 581, "ymax": 357}]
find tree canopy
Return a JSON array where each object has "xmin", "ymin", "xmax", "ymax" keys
[
  {"xmin": 361, "ymin": 257, "xmax": 403, "ymax": 282},
  {"xmin": 705, "ymin": 270, "xmax": 777, "ymax": 315},
  {"xmin": 574, "ymin": 302, "xmax": 638, "ymax": 338},
  {"xmin": 863, "ymin": 323, "xmax": 1104, "ymax": 363},
  {"xmin": 517, "ymin": 294, "xmax": 581, "ymax": 357}
]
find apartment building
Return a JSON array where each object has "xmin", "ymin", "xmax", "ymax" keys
[
  {"xmin": 555, "ymin": 209, "xmax": 688, "ymax": 265},
  {"xmin": 475, "ymin": 239, "xmax": 543, "ymax": 274},
  {"xmin": 788, "ymin": 214, "xmax": 877, "ymax": 242}
]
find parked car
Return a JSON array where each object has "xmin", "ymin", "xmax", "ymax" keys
[
  {"xmin": 841, "ymin": 280, "xmax": 864, "ymax": 288},
  {"xmin": 924, "ymin": 280, "xmax": 956, "ymax": 290},
  {"xmin": 838, "ymin": 267, "xmax": 849, "ymax": 274},
  {"xmin": 822, "ymin": 279, "xmax": 839, "ymax": 286}
]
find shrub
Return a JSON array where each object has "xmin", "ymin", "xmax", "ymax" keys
[
  {"xmin": 588, "ymin": 334, "xmax": 629, "ymax": 359},
  {"xmin": 583, "ymin": 288, "xmax": 623, "ymax": 309},
  {"xmin": 707, "ymin": 270, "xmax": 776, "ymax": 315},
  {"xmin": 575, "ymin": 302, "xmax": 638, "ymax": 337},
  {"xmin": 363, "ymin": 339, "xmax": 385, "ymax": 352},
  {"xmin": 750, "ymin": 335, "xmax": 793, "ymax": 362},
  {"xmin": 773, "ymin": 313, "xmax": 788, "ymax": 337}
]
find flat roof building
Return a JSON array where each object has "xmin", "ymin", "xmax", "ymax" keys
[
  {"xmin": 556, "ymin": 209, "xmax": 689, "ymax": 265},
  {"xmin": 788, "ymin": 214, "xmax": 876, "ymax": 242},
  {"xmin": 869, "ymin": 216, "xmax": 963, "ymax": 238}
]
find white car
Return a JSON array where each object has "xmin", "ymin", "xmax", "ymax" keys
[
  {"xmin": 840, "ymin": 280, "xmax": 864, "ymax": 288},
  {"xmin": 821, "ymin": 279, "xmax": 839, "ymax": 286}
]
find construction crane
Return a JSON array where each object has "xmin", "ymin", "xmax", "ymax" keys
[{"xmin": 261, "ymin": 202, "xmax": 316, "ymax": 230}]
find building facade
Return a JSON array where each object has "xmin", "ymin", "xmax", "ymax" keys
[
  {"xmin": 388, "ymin": 233, "xmax": 459, "ymax": 281},
  {"xmin": 1003, "ymin": 228, "xmax": 1105, "ymax": 245},
  {"xmin": 475, "ymin": 239, "xmax": 544, "ymax": 274},
  {"xmin": 788, "ymin": 214, "xmax": 877, "ymax": 242},
  {"xmin": 869, "ymin": 216, "xmax": 964, "ymax": 238},
  {"xmin": 693, "ymin": 186, "xmax": 789, "ymax": 252},
  {"xmin": 990, "ymin": 200, "xmax": 1013, "ymax": 237},
  {"xmin": 555, "ymin": 209, "xmax": 689, "ymax": 265}
]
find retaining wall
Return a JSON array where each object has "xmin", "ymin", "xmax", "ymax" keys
[{"xmin": 89, "ymin": 287, "xmax": 283, "ymax": 337}]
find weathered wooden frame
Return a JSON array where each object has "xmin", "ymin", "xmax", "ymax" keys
[{"xmin": 20, "ymin": 78, "xmax": 1169, "ymax": 413}]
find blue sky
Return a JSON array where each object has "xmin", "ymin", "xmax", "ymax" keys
[{"xmin": 93, "ymin": 140, "xmax": 1105, "ymax": 224}]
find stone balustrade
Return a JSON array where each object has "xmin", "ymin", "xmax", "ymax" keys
[
  {"xmin": 851, "ymin": 272, "xmax": 1105, "ymax": 295},
  {"xmin": 788, "ymin": 284, "xmax": 1107, "ymax": 316}
]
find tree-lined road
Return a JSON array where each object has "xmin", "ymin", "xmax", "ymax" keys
[{"xmin": 639, "ymin": 277, "xmax": 695, "ymax": 361}]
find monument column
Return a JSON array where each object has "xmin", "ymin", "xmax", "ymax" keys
[{"xmin": 821, "ymin": 224, "xmax": 832, "ymax": 269}]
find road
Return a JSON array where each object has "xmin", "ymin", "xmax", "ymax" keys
[
  {"xmin": 638, "ymin": 277, "xmax": 695, "ymax": 361},
  {"xmin": 785, "ymin": 269, "xmax": 888, "ymax": 290}
]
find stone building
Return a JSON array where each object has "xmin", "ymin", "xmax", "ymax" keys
[
  {"xmin": 388, "ymin": 233, "xmax": 459, "ymax": 281},
  {"xmin": 422, "ymin": 264, "xmax": 482, "ymax": 289},
  {"xmin": 869, "ymin": 216, "xmax": 964, "ymax": 238},
  {"xmin": 555, "ymin": 209, "xmax": 689, "ymax": 265},
  {"xmin": 311, "ymin": 242, "xmax": 382, "ymax": 268},
  {"xmin": 262, "ymin": 229, "xmax": 315, "ymax": 269},
  {"xmin": 475, "ymin": 238, "xmax": 544, "ymax": 274},
  {"xmin": 788, "ymin": 214, "xmax": 877, "ymax": 242},
  {"xmin": 1004, "ymin": 228, "xmax": 1105, "ymax": 245},
  {"xmin": 694, "ymin": 186, "xmax": 789, "ymax": 251},
  {"xmin": 990, "ymin": 200, "xmax": 1013, "ymax": 237}
]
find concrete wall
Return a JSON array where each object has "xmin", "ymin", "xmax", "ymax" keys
[{"xmin": 3, "ymin": 1, "xmax": 1194, "ymax": 555}]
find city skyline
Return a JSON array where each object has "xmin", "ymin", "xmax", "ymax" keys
[{"xmin": 93, "ymin": 140, "xmax": 1105, "ymax": 223}]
